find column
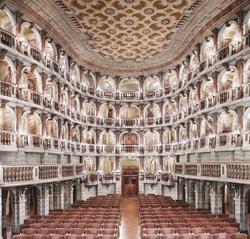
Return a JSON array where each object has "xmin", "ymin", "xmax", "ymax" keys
[
  {"xmin": 37, "ymin": 185, "xmax": 50, "ymax": 216},
  {"xmin": 186, "ymin": 180, "xmax": 195, "ymax": 208},
  {"xmin": 210, "ymin": 192, "xmax": 223, "ymax": 215},
  {"xmin": 234, "ymin": 196, "xmax": 248, "ymax": 232},
  {"xmin": 0, "ymin": 188, "xmax": 3, "ymax": 239},
  {"xmin": 195, "ymin": 181, "xmax": 205, "ymax": 209}
]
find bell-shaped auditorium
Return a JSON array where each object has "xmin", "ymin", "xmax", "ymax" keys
[{"xmin": 0, "ymin": 0, "xmax": 250, "ymax": 238}]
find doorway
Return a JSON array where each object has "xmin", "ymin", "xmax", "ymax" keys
[{"xmin": 122, "ymin": 167, "xmax": 139, "ymax": 197}]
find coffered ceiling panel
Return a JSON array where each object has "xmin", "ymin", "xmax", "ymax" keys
[{"xmin": 60, "ymin": 0, "xmax": 194, "ymax": 62}]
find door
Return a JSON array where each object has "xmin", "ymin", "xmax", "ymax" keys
[{"xmin": 122, "ymin": 167, "xmax": 138, "ymax": 197}]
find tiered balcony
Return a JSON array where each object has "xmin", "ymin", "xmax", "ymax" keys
[
  {"xmin": 175, "ymin": 162, "xmax": 250, "ymax": 183},
  {"xmin": 144, "ymin": 89, "xmax": 162, "ymax": 99},
  {"xmin": 0, "ymin": 80, "xmax": 15, "ymax": 98},
  {"xmin": 30, "ymin": 46, "xmax": 42, "ymax": 62},
  {"xmin": 20, "ymin": 134, "xmax": 43, "ymax": 150},
  {"xmin": 217, "ymin": 87, "xmax": 242, "ymax": 105},
  {"xmin": 120, "ymin": 145, "xmax": 140, "ymax": 154},
  {"xmin": 119, "ymin": 119, "xmax": 140, "ymax": 127},
  {"xmin": 120, "ymin": 91, "xmax": 140, "ymax": 100},
  {"xmin": 0, "ymin": 164, "xmax": 84, "ymax": 186},
  {"xmin": 144, "ymin": 145, "xmax": 161, "ymax": 154},
  {"xmin": 144, "ymin": 117, "xmax": 162, "ymax": 126},
  {"xmin": 44, "ymin": 137, "xmax": 60, "ymax": 151},
  {"xmin": 0, "ymin": 27, "xmax": 15, "ymax": 48},
  {"xmin": 216, "ymin": 132, "xmax": 241, "ymax": 147},
  {"xmin": 0, "ymin": 131, "xmax": 16, "ymax": 148},
  {"xmin": 17, "ymin": 88, "xmax": 43, "ymax": 106},
  {"xmin": 97, "ymin": 118, "xmax": 115, "ymax": 126},
  {"xmin": 98, "ymin": 145, "xmax": 115, "ymax": 154}
]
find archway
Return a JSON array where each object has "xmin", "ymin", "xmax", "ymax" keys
[
  {"xmin": 121, "ymin": 159, "xmax": 139, "ymax": 197},
  {"xmin": 25, "ymin": 186, "xmax": 39, "ymax": 218},
  {"xmin": 3, "ymin": 190, "xmax": 15, "ymax": 239}
]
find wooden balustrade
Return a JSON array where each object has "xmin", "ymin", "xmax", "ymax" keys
[
  {"xmin": 0, "ymin": 27, "xmax": 15, "ymax": 48},
  {"xmin": 30, "ymin": 46, "xmax": 42, "ymax": 62},
  {"xmin": 227, "ymin": 164, "xmax": 250, "ymax": 180},
  {"xmin": 39, "ymin": 165, "xmax": 58, "ymax": 179},
  {"xmin": 0, "ymin": 81, "xmax": 14, "ymax": 97},
  {"xmin": 185, "ymin": 164, "xmax": 198, "ymax": 176},
  {"xmin": 175, "ymin": 164, "xmax": 183, "ymax": 174},
  {"xmin": 3, "ymin": 166, "xmax": 33, "ymax": 182},
  {"xmin": 201, "ymin": 164, "xmax": 221, "ymax": 177},
  {"xmin": 62, "ymin": 165, "xmax": 74, "ymax": 177}
]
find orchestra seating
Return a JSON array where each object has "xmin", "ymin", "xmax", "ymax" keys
[
  {"xmin": 13, "ymin": 194, "xmax": 121, "ymax": 239},
  {"xmin": 138, "ymin": 194, "xmax": 247, "ymax": 239}
]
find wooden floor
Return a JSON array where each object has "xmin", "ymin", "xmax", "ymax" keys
[{"xmin": 120, "ymin": 197, "xmax": 140, "ymax": 239}]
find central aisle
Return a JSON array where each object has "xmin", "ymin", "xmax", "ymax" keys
[{"xmin": 120, "ymin": 197, "xmax": 140, "ymax": 239}]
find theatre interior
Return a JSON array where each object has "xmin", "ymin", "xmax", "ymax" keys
[{"xmin": 0, "ymin": 0, "xmax": 250, "ymax": 238}]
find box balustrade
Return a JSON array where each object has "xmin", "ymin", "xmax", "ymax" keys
[
  {"xmin": 0, "ymin": 131, "xmax": 16, "ymax": 146},
  {"xmin": 0, "ymin": 80, "xmax": 15, "ymax": 98},
  {"xmin": 0, "ymin": 27, "xmax": 15, "ymax": 49}
]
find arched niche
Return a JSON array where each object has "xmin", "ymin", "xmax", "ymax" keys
[
  {"xmin": 120, "ymin": 132, "xmax": 140, "ymax": 145},
  {"xmin": 243, "ymin": 59, "xmax": 250, "ymax": 84},
  {"xmin": 144, "ymin": 75, "xmax": 161, "ymax": 92},
  {"xmin": 100, "ymin": 157, "xmax": 114, "ymax": 175},
  {"xmin": 243, "ymin": 10, "xmax": 250, "ymax": 35},
  {"xmin": 45, "ymin": 118, "xmax": 58, "ymax": 138},
  {"xmin": 200, "ymin": 37, "xmax": 216, "ymax": 62},
  {"xmin": 99, "ymin": 131, "xmax": 116, "ymax": 145},
  {"xmin": 61, "ymin": 123, "xmax": 68, "ymax": 140},
  {"xmin": 0, "ymin": 105, "xmax": 16, "ymax": 132},
  {"xmin": 163, "ymin": 128, "xmax": 177, "ymax": 144},
  {"xmin": 145, "ymin": 157, "xmax": 159, "ymax": 175},
  {"xmin": 179, "ymin": 62, "xmax": 189, "ymax": 85},
  {"xmin": 71, "ymin": 95, "xmax": 81, "ymax": 112},
  {"xmin": 218, "ymin": 66, "xmax": 238, "ymax": 92},
  {"xmin": 200, "ymin": 78, "xmax": 214, "ymax": 99},
  {"xmin": 58, "ymin": 51, "xmax": 68, "ymax": 77},
  {"xmin": 200, "ymin": 116, "xmax": 214, "ymax": 137},
  {"xmin": 217, "ymin": 110, "xmax": 238, "ymax": 133},
  {"xmin": 45, "ymin": 79, "xmax": 58, "ymax": 100},
  {"xmin": 82, "ymin": 129, "xmax": 95, "ymax": 144},
  {"xmin": 179, "ymin": 94, "xmax": 188, "ymax": 112},
  {"xmin": 20, "ymin": 22, "xmax": 42, "ymax": 51},
  {"xmin": 82, "ymin": 101, "xmax": 96, "ymax": 116},
  {"xmin": 189, "ymin": 87, "xmax": 199, "ymax": 105},
  {"xmin": 179, "ymin": 125, "xmax": 187, "ymax": 142},
  {"xmin": 0, "ymin": 7, "xmax": 15, "ymax": 34},
  {"xmin": 0, "ymin": 56, "xmax": 15, "ymax": 84},
  {"xmin": 71, "ymin": 126, "xmax": 80, "ymax": 142},
  {"xmin": 144, "ymin": 130, "xmax": 160, "ymax": 145},
  {"xmin": 163, "ymin": 69, "xmax": 178, "ymax": 89},
  {"xmin": 99, "ymin": 75, "xmax": 115, "ymax": 92},
  {"xmin": 98, "ymin": 103, "xmax": 116, "ymax": 118},
  {"xmin": 21, "ymin": 112, "xmax": 42, "ymax": 135},
  {"xmin": 20, "ymin": 67, "xmax": 42, "ymax": 93},
  {"xmin": 69, "ymin": 63, "xmax": 80, "ymax": 83},
  {"xmin": 81, "ymin": 70, "xmax": 96, "ymax": 88},
  {"xmin": 120, "ymin": 105, "xmax": 140, "ymax": 119},
  {"xmin": 44, "ymin": 39, "xmax": 57, "ymax": 62},
  {"xmin": 243, "ymin": 107, "xmax": 250, "ymax": 131},
  {"xmin": 119, "ymin": 77, "xmax": 140, "ymax": 92},
  {"xmin": 84, "ymin": 157, "xmax": 96, "ymax": 173},
  {"xmin": 189, "ymin": 121, "xmax": 198, "ymax": 139},
  {"xmin": 163, "ymin": 99, "xmax": 177, "ymax": 116},
  {"xmin": 144, "ymin": 103, "xmax": 160, "ymax": 118},
  {"xmin": 218, "ymin": 21, "xmax": 241, "ymax": 49},
  {"xmin": 190, "ymin": 50, "xmax": 200, "ymax": 74}
]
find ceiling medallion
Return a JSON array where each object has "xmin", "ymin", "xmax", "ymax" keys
[
  {"xmin": 125, "ymin": 19, "xmax": 134, "ymax": 26},
  {"xmin": 125, "ymin": 37, "xmax": 133, "ymax": 42},
  {"xmin": 144, "ymin": 8, "xmax": 155, "ymax": 15},
  {"xmin": 161, "ymin": 19, "xmax": 170, "ymax": 25},
  {"xmin": 142, "ymin": 29, "xmax": 151, "ymax": 35},
  {"xmin": 108, "ymin": 29, "xmax": 117, "ymax": 34},
  {"xmin": 124, "ymin": 0, "xmax": 135, "ymax": 3},
  {"xmin": 104, "ymin": 8, "xmax": 116, "ymax": 15}
]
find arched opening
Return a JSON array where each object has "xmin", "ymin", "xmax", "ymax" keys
[
  {"xmin": 218, "ymin": 21, "xmax": 241, "ymax": 58},
  {"xmin": 25, "ymin": 186, "xmax": 39, "ymax": 218},
  {"xmin": 190, "ymin": 50, "xmax": 200, "ymax": 76},
  {"xmin": 69, "ymin": 63, "xmax": 80, "ymax": 85},
  {"xmin": 0, "ymin": 8, "xmax": 15, "ymax": 34},
  {"xmin": 0, "ymin": 57, "xmax": 15, "ymax": 85},
  {"xmin": 163, "ymin": 70, "xmax": 178, "ymax": 93},
  {"xmin": 144, "ymin": 130, "xmax": 160, "ymax": 153},
  {"xmin": 144, "ymin": 103, "xmax": 161, "ymax": 125},
  {"xmin": 144, "ymin": 75, "xmax": 161, "ymax": 98},
  {"xmin": 101, "ymin": 157, "xmax": 114, "ymax": 180},
  {"xmin": 82, "ymin": 71, "xmax": 96, "ymax": 94},
  {"xmin": 120, "ymin": 132, "xmax": 139, "ymax": 153},
  {"xmin": 120, "ymin": 105, "xmax": 140, "ymax": 126},
  {"xmin": 44, "ymin": 40, "xmax": 57, "ymax": 68},
  {"xmin": 99, "ymin": 75, "xmax": 115, "ymax": 94},
  {"xmin": 20, "ymin": 23, "xmax": 42, "ymax": 57},
  {"xmin": 3, "ymin": 190, "xmax": 15, "ymax": 239},
  {"xmin": 200, "ymin": 37, "xmax": 216, "ymax": 68},
  {"xmin": 99, "ymin": 131, "xmax": 116, "ymax": 153},
  {"xmin": 98, "ymin": 103, "xmax": 116, "ymax": 125},
  {"xmin": 145, "ymin": 157, "xmax": 159, "ymax": 180},
  {"xmin": 179, "ymin": 61, "xmax": 189, "ymax": 86},
  {"xmin": 119, "ymin": 77, "xmax": 140, "ymax": 99}
]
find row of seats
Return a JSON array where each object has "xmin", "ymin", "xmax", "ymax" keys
[
  {"xmin": 13, "ymin": 195, "xmax": 121, "ymax": 239},
  {"xmin": 138, "ymin": 194, "xmax": 247, "ymax": 239}
]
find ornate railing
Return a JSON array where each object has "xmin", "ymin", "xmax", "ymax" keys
[
  {"xmin": 175, "ymin": 162, "xmax": 250, "ymax": 182},
  {"xmin": 0, "ymin": 27, "xmax": 15, "ymax": 48}
]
